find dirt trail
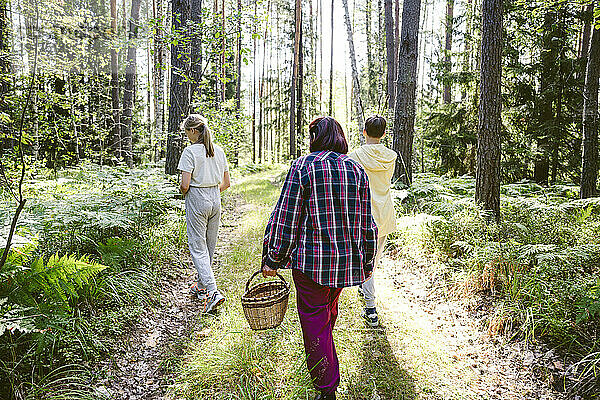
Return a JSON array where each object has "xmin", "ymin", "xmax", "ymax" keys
[
  {"xmin": 95, "ymin": 195, "xmax": 245, "ymax": 400},
  {"xmin": 375, "ymin": 218, "xmax": 566, "ymax": 399},
  {"xmin": 94, "ymin": 177, "xmax": 566, "ymax": 400}
]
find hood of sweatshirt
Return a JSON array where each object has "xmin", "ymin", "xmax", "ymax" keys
[{"xmin": 351, "ymin": 144, "xmax": 397, "ymax": 172}]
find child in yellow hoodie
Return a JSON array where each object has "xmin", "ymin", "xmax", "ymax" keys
[{"xmin": 348, "ymin": 115, "xmax": 397, "ymax": 327}]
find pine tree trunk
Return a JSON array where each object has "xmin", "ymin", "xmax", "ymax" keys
[
  {"xmin": 580, "ymin": 16, "xmax": 600, "ymax": 199},
  {"xmin": 0, "ymin": 0, "xmax": 9, "ymax": 97},
  {"xmin": 165, "ymin": 0, "xmax": 190, "ymax": 175},
  {"xmin": 366, "ymin": 0, "xmax": 373, "ymax": 104},
  {"xmin": 251, "ymin": 1, "xmax": 257, "ymax": 163},
  {"xmin": 534, "ymin": 10, "xmax": 556, "ymax": 185},
  {"xmin": 328, "ymin": 0, "xmax": 334, "ymax": 116},
  {"xmin": 297, "ymin": 22, "xmax": 304, "ymax": 157},
  {"xmin": 384, "ymin": 0, "xmax": 395, "ymax": 111},
  {"xmin": 342, "ymin": 0, "xmax": 364, "ymax": 137},
  {"xmin": 392, "ymin": 0, "xmax": 420, "ymax": 186},
  {"xmin": 190, "ymin": 0, "xmax": 202, "ymax": 109},
  {"xmin": 122, "ymin": 0, "xmax": 142, "ymax": 167},
  {"xmin": 235, "ymin": 0, "xmax": 242, "ymax": 112},
  {"xmin": 443, "ymin": 0, "xmax": 454, "ymax": 104},
  {"xmin": 394, "ymin": 0, "xmax": 399, "ymax": 68},
  {"xmin": 220, "ymin": 0, "xmax": 225, "ymax": 103},
  {"xmin": 109, "ymin": 0, "xmax": 121, "ymax": 159},
  {"xmin": 475, "ymin": 0, "xmax": 502, "ymax": 220},
  {"xmin": 259, "ymin": 0, "xmax": 270, "ymax": 163},
  {"xmin": 290, "ymin": 0, "xmax": 301, "ymax": 158},
  {"xmin": 153, "ymin": 0, "xmax": 165, "ymax": 162}
]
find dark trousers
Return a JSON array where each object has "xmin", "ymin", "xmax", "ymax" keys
[{"xmin": 292, "ymin": 269, "xmax": 343, "ymax": 394}]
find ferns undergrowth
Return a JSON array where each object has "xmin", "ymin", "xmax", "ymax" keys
[
  {"xmin": 0, "ymin": 163, "xmax": 184, "ymax": 399},
  {"xmin": 399, "ymin": 173, "xmax": 600, "ymax": 395}
]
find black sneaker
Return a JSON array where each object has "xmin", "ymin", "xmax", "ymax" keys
[{"xmin": 362, "ymin": 307, "xmax": 379, "ymax": 327}]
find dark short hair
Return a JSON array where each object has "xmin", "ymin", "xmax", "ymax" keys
[
  {"xmin": 308, "ymin": 116, "xmax": 348, "ymax": 154},
  {"xmin": 364, "ymin": 115, "xmax": 386, "ymax": 138}
]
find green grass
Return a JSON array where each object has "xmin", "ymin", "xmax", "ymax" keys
[{"xmin": 172, "ymin": 170, "xmax": 422, "ymax": 400}]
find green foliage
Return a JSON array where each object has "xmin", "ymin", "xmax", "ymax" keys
[
  {"xmin": 0, "ymin": 164, "xmax": 184, "ymax": 398},
  {"xmin": 403, "ymin": 174, "xmax": 600, "ymax": 354}
]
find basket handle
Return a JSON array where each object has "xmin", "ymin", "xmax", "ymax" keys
[{"xmin": 245, "ymin": 270, "xmax": 287, "ymax": 293}]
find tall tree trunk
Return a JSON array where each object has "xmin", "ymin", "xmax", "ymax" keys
[
  {"xmin": 366, "ymin": 0, "xmax": 373, "ymax": 104},
  {"xmin": 297, "ymin": 20, "xmax": 304, "ymax": 157},
  {"xmin": 290, "ymin": 0, "xmax": 301, "ymax": 158},
  {"xmin": 153, "ymin": 0, "xmax": 165, "ymax": 162},
  {"xmin": 385, "ymin": 0, "xmax": 395, "ymax": 111},
  {"xmin": 534, "ymin": 10, "xmax": 556, "ymax": 185},
  {"xmin": 443, "ymin": 0, "xmax": 454, "ymax": 104},
  {"xmin": 319, "ymin": 0, "xmax": 323, "ymax": 111},
  {"xmin": 189, "ymin": 0, "xmax": 202, "ymax": 108},
  {"xmin": 342, "ymin": 0, "xmax": 364, "ymax": 137},
  {"xmin": 475, "ymin": 0, "xmax": 502, "ymax": 220},
  {"xmin": 259, "ymin": 0, "xmax": 270, "ymax": 163},
  {"xmin": 580, "ymin": 15, "xmax": 600, "ymax": 199},
  {"xmin": 462, "ymin": 0, "xmax": 473, "ymax": 101},
  {"xmin": 251, "ymin": 1, "xmax": 257, "ymax": 163},
  {"xmin": 328, "ymin": 0, "xmax": 334, "ymax": 115},
  {"xmin": 220, "ymin": 0, "xmax": 225, "ymax": 103},
  {"xmin": 392, "ymin": 0, "xmax": 421, "ymax": 186},
  {"xmin": 579, "ymin": 3, "xmax": 594, "ymax": 70},
  {"xmin": 235, "ymin": 0, "xmax": 242, "ymax": 112},
  {"xmin": 165, "ymin": 0, "xmax": 190, "ymax": 175},
  {"xmin": 394, "ymin": 0, "xmax": 400, "ymax": 68},
  {"xmin": 110, "ymin": 0, "xmax": 121, "ymax": 159},
  {"xmin": 0, "ymin": 0, "xmax": 9, "ymax": 98},
  {"xmin": 122, "ymin": 0, "xmax": 142, "ymax": 167}
]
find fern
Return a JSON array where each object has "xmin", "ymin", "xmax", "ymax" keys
[{"xmin": 20, "ymin": 254, "xmax": 106, "ymax": 309}]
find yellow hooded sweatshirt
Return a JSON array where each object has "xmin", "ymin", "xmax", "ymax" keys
[{"xmin": 348, "ymin": 144, "xmax": 397, "ymax": 237}]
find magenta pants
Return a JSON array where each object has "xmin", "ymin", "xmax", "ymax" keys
[{"xmin": 292, "ymin": 269, "xmax": 343, "ymax": 394}]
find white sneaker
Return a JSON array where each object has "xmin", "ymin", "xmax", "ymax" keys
[{"xmin": 203, "ymin": 291, "xmax": 225, "ymax": 313}]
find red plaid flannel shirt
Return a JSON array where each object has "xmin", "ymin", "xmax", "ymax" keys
[{"xmin": 262, "ymin": 151, "xmax": 378, "ymax": 288}]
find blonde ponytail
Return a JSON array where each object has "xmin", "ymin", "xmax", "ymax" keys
[{"xmin": 182, "ymin": 114, "xmax": 215, "ymax": 157}]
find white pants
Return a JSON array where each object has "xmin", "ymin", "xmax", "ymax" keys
[
  {"xmin": 185, "ymin": 186, "xmax": 221, "ymax": 293},
  {"xmin": 363, "ymin": 235, "xmax": 387, "ymax": 308}
]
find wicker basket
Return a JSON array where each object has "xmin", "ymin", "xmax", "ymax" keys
[{"xmin": 241, "ymin": 271, "xmax": 290, "ymax": 330}]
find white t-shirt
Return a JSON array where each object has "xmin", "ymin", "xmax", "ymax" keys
[{"xmin": 177, "ymin": 143, "xmax": 229, "ymax": 187}]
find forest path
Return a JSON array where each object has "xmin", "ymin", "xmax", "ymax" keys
[
  {"xmin": 95, "ymin": 171, "xmax": 566, "ymax": 400},
  {"xmin": 371, "ymin": 214, "xmax": 566, "ymax": 400},
  {"xmin": 94, "ymin": 182, "xmax": 248, "ymax": 400}
]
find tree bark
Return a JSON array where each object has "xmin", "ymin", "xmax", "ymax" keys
[
  {"xmin": 165, "ymin": 0, "xmax": 190, "ymax": 175},
  {"xmin": 392, "ymin": 0, "xmax": 420, "ymax": 186},
  {"xmin": 152, "ymin": 0, "xmax": 165, "ymax": 162},
  {"xmin": 189, "ymin": 0, "xmax": 202, "ymax": 108},
  {"xmin": 220, "ymin": 0, "xmax": 225, "ymax": 103},
  {"xmin": 580, "ymin": 14, "xmax": 600, "ymax": 199},
  {"xmin": 290, "ymin": 0, "xmax": 301, "ymax": 158},
  {"xmin": 297, "ymin": 19, "xmax": 304, "ymax": 157},
  {"xmin": 109, "ymin": 0, "xmax": 121, "ymax": 159},
  {"xmin": 328, "ymin": 0, "xmax": 334, "ymax": 116},
  {"xmin": 342, "ymin": 0, "xmax": 364, "ymax": 137},
  {"xmin": 394, "ymin": 0, "xmax": 400, "ymax": 68},
  {"xmin": 475, "ymin": 0, "xmax": 502, "ymax": 220},
  {"xmin": 366, "ymin": 0, "xmax": 373, "ymax": 104},
  {"xmin": 534, "ymin": 10, "xmax": 556, "ymax": 185},
  {"xmin": 443, "ymin": 0, "xmax": 454, "ymax": 104},
  {"xmin": 0, "ymin": 0, "xmax": 9, "ymax": 97},
  {"xmin": 385, "ymin": 0, "xmax": 395, "ymax": 111},
  {"xmin": 122, "ymin": 0, "xmax": 142, "ymax": 167},
  {"xmin": 235, "ymin": 0, "xmax": 242, "ymax": 112},
  {"xmin": 251, "ymin": 1, "xmax": 257, "ymax": 162}
]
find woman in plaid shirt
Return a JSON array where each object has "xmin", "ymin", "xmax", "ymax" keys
[{"xmin": 262, "ymin": 116, "xmax": 378, "ymax": 400}]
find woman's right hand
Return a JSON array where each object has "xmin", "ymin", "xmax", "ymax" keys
[{"xmin": 262, "ymin": 265, "xmax": 277, "ymax": 278}]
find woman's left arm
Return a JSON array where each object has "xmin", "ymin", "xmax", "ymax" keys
[
  {"xmin": 360, "ymin": 173, "xmax": 378, "ymax": 274},
  {"xmin": 262, "ymin": 160, "xmax": 304, "ymax": 276},
  {"xmin": 180, "ymin": 171, "xmax": 192, "ymax": 195}
]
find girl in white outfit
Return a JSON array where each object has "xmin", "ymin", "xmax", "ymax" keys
[{"xmin": 178, "ymin": 114, "xmax": 230, "ymax": 313}]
